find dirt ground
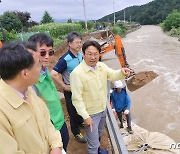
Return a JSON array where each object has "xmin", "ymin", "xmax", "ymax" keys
[{"xmin": 60, "ymin": 98, "xmax": 112, "ymax": 154}]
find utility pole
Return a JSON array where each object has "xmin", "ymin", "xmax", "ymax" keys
[
  {"xmin": 82, "ymin": 0, "xmax": 88, "ymax": 30},
  {"xmin": 123, "ymin": 9, "xmax": 126, "ymax": 23},
  {"xmin": 113, "ymin": 0, "xmax": 115, "ymax": 25}
]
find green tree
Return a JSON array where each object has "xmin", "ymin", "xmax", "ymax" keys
[
  {"xmin": 28, "ymin": 20, "xmax": 38, "ymax": 27},
  {"xmin": 0, "ymin": 11, "xmax": 23, "ymax": 32},
  {"xmin": 77, "ymin": 21, "xmax": 95, "ymax": 29},
  {"xmin": 41, "ymin": 11, "xmax": 54, "ymax": 24},
  {"xmin": 87, "ymin": 21, "xmax": 95, "ymax": 29},
  {"xmin": 14, "ymin": 11, "xmax": 31, "ymax": 27},
  {"xmin": 13, "ymin": 11, "xmax": 38, "ymax": 29},
  {"xmin": 67, "ymin": 18, "xmax": 72, "ymax": 23}
]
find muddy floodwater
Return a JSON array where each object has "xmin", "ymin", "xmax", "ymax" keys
[{"xmin": 103, "ymin": 25, "xmax": 180, "ymax": 142}]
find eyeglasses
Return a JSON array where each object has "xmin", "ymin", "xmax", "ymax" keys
[
  {"xmin": 85, "ymin": 53, "xmax": 99, "ymax": 57},
  {"xmin": 40, "ymin": 50, "xmax": 54, "ymax": 57}
]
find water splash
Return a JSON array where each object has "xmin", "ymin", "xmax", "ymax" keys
[
  {"xmin": 164, "ymin": 71, "xmax": 180, "ymax": 93},
  {"xmin": 124, "ymin": 35, "xmax": 150, "ymax": 43},
  {"xmin": 133, "ymin": 58, "xmax": 154, "ymax": 66},
  {"xmin": 164, "ymin": 123, "xmax": 180, "ymax": 133}
]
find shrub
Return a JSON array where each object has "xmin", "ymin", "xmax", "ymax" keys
[
  {"xmin": 162, "ymin": 10, "xmax": 180, "ymax": 31},
  {"xmin": 0, "ymin": 29, "xmax": 17, "ymax": 42},
  {"xmin": 111, "ymin": 26, "xmax": 125, "ymax": 36}
]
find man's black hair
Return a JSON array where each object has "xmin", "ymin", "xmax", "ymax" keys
[
  {"xmin": 28, "ymin": 32, "xmax": 53, "ymax": 47},
  {"xmin": 0, "ymin": 41, "xmax": 36, "ymax": 80},
  {"xmin": 82, "ymin": 40, "xmax": 101, "ymax": 54},
  {"xmin": 67, "ymin": 31, "xmax": 82, "ymax": 43}
]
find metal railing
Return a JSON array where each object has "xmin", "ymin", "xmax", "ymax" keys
[{"xmin": 106, "ymin": 81, "xmax": 128, "ymax": 154}]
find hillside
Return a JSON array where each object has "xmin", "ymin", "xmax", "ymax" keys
[{"xmin": 98, "ymin": 0, "xmax": 180, "ymax": 25}]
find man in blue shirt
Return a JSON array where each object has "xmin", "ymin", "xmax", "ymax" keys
[
  {"xmin": 51, "ymin": 32, "xmax": 86, "ymax": 143},
  {"xmin": 111, "ymin": 80, "xmax": 133, "ymax": 134}
]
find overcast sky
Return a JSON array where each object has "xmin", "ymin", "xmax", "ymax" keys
[{"xmin": 0, "ymin": 0, "xmax": 154, "ymax": 22}]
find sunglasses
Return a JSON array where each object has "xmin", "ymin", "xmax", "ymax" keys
[{"xmin": 40, "ymin": 50, "xmax": 54, "ymax": 57}]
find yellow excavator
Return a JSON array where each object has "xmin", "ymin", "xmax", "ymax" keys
[{"xmin": 99, "ymin": 34, "xmax": 158, "ymax": 92}]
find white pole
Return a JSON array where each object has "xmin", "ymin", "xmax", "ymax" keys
[
  {"xmin": 113, "ymin": 0, "xmax": 115, "ymax": 25},
  {"xmin": 83, "ymin": 0, "xmax": 88, "ymax": 30}
]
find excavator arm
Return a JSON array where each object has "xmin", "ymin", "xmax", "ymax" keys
[
  {"xmin": 100, "ymin": 35, "xmax": 130, "ymax": 69},
  {"xmin": 114, "ymin": 35, "xmax": 130, "ymax": 68}
]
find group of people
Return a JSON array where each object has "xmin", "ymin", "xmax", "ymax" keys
[{"xmin": 0, "ymin": 31, "xmax": 132, "ymax": 154}]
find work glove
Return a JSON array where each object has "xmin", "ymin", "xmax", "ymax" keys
[
  {"xmin": 112, "ymin": 108, "xmax": 116, "ymax": 112},
  {"xmin": 124, "ymin": 109, "xmax": 129, "ymax": 115}
]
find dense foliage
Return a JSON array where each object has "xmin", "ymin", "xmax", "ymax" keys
[
  {"xmin": 77, "ymin": 21, "xmax": 95, "ymax": 30},
  {"xmin": 0, "ymin": 11, "xmax": 23, "ymax": 32},
  {"xmin": 13, "ymin": 11, "xmax": 38, "ymax": 31},
  {"xmin": 67, "ymin": 18, "xmax": 72, "ymax": 23},
  {"xmin": 161, "ymin": 10, "xmax": 180, "ymax": 31},
  {"xmin": 14, "ymin": 11, "xmax": 31, "ymax": 27},
  {"xmin": 0, "ymin": 29, "xmax": 17, "ymax": 42},
  {"xmin": 0, "ymin": 11, "xmax": 38, "ymax": 41},
  {"xmin": 30, "ymin": 23, "xmax": 83, "ymax": 46},
  {"xmin": 161, "ymin": 10, "xmax": 180, "ymax": 38},
  {"xmin": 111, "ymin": 22, "xmax": 127, "ymax": 36},
  {"xmin": 31, "ymin": 23, "xmax": 82, "ymax": 38},
  {"xmin": 98, "ymin": 0, "xmax": 180, "ymax": 25}
]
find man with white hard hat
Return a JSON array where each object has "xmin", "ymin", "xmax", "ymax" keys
[{"xmin": 111, "ymin": 80, "xmax": 133, "ymax": 134}]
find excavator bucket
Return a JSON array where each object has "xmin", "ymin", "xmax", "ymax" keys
[{"xmin": 125, "ymin": 71, "xmax": 158, "ymax": 92}]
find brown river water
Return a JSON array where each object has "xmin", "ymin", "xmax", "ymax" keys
[{"xmin": 103, "ymin": 25, "xmax": 180, "ymax": 142}]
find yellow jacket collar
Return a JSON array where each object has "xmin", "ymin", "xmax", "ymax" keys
[
  {"xmin": 82, "ymin": 60, "xmax": 100, "ymax": 73},
  {"xmin": 0, "ymin": 79, "xmax": 26, "ymax": 108}
]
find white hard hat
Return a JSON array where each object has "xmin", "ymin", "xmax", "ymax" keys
[{"xmin": 114, "ymin": 80, "xmax": 125, "ymax": 88}]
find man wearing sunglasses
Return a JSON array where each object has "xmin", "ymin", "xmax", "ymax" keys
[
  {"xmin": 51, "ymin": 32, "xmax": 87, "ymax": 143},
  {"xmin": 28, "ymin": 33, "xmax": 69, "ymax": 152}
]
